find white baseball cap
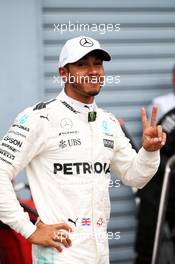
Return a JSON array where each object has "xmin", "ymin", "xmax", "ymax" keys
[{"xmin": 58, "ymin": 36, "xmax": 111, "ymax": 68}]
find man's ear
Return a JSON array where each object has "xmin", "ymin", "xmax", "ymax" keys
[
  {"xmin": 59, "ymin": 67, "xmax": 68, "ymax": 76},
  {"xmin": 59, "ymin": 67, "xmax": 68, "ymax": 83}
]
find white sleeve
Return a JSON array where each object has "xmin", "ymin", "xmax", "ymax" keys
[
  {"xmin": 111, "ymin": 122, "xmax": 160, "ymax": 189},
  {"xmin": 0, "ymin": 109, "xmax": 47, "ymax": 238}
]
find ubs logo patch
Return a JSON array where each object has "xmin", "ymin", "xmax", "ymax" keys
[{"xmin": 59, "ymin": 138, "xmax": 81, "ymax": 149}]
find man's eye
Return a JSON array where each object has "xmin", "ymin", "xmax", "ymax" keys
[
  {"xmin": 95, "ymin": 61, "xmax": 103, "ymax": 66},
  {"xmin": 77, "ymin": 62, "xmax": 87, "ymax": 67}
]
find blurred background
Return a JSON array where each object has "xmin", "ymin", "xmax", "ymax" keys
[{"xmin": 0, "ymin": 0, "xmax": 175, "ymax": 263}]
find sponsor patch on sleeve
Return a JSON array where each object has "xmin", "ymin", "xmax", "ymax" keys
[{"xmin": 103, "ymin": 139, "xmax": 114, "ymax": 149}]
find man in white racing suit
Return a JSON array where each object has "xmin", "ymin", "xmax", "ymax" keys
[{"xmin": 0, "ymin": 36, "xmax": 166, "ymax": 264}]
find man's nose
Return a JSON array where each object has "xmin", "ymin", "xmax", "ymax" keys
[{"xmin": 87, "ymin": 65, "xmax": 99, "ymax": 75}]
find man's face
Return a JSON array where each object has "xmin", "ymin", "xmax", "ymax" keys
[{"xmin": 60, "ymin": 52, "xmax": 105, "ymax": 98}]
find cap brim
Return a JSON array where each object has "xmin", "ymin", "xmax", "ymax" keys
[
  {"xmin": 59, "ymin": 48, "xmax": 111, "ymax": 67},
  {"xmin": 89, "ymin": 49, "xmax": 111, "ymax": 61}
]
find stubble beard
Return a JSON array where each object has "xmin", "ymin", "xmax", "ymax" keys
[
  {"xmin": 72, "ymin": 82, "xmax": 102, "ymax": 97},
  {"xmin": 86, "ymin": 90, "xmax": 100, "ymax": 97}
]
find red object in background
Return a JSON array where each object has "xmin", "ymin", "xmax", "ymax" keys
[
  {"xmin": 0, "ymin": 199, "xmax": 37, "ymax": 264},
  {"xmin": 0, "ymin": 227, "xmax": 32, "ymax": 264},
  {"xmin": 118, "ymin": 118, "xmax": 124, "ymax": 126}
]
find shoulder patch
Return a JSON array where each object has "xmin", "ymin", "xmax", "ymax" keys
[
  {"xmin": 33, "ymin": 102, "xmax": 46, "ymax": 111},
  {"xmin": 33, "ymin": 99, "xmax": 56, "ymax": 111}
]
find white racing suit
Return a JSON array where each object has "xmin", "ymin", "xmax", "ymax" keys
[{"xmin": 0, "ymin": 90, "xmax": 160, "ymax": 263}]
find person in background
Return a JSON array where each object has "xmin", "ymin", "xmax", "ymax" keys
[
  {"xmin": 148, "ymin": 65, "xmax": 175, "ymax": 121},
  {"xmin": 135, "ymin": 65, "xmax": 175, "ymax": 264}
]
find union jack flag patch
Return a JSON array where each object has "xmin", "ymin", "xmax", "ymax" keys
[{"xmin": 81, "ymin": 218, "xmax": 91, "ymax": 226}]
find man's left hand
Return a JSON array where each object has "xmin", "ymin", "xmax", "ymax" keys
[{"xmin": 141, "ymin": 105, "xmax": 166, "ymax": 152}]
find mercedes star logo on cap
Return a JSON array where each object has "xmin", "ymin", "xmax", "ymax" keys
[{"xmin": 80, "ymin": 37, "xmax": 94, "ymax": 47}]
